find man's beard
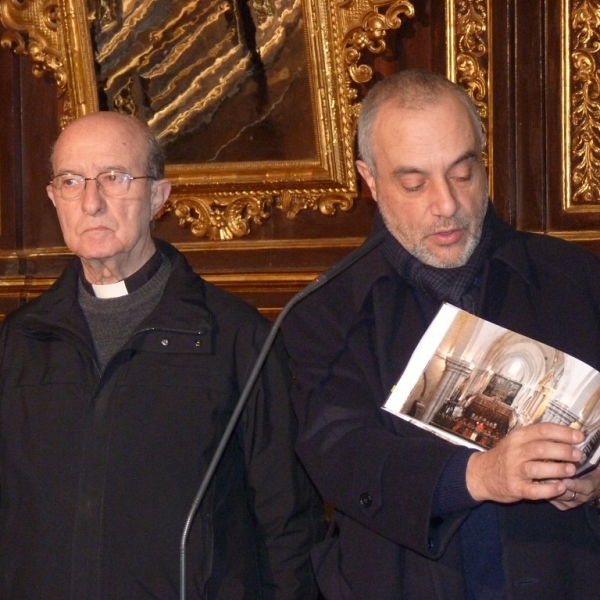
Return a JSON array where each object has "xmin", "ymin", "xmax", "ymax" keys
[{"xmin": 379, "ymin": 196, "xmax": 488, "ymax": 269}]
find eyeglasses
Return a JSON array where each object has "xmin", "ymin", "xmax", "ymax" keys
[{"xmin": 49, "ymin": 170, "xmax": 153, "ymax": 199}]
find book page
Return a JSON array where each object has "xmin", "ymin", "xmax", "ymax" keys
[{"xmin": 383, "ymin": 303, "xmax": 600, "ymax": 471}]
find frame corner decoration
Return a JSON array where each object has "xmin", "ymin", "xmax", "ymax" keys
[
  {"xmin": 0, "ymin": 0, "xmax": 98, "ymax": 127},
  {"xmin": 339, "ymin": 0, "xmax": 415, "ymax": 86}
]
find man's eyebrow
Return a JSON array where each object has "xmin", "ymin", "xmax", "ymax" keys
[
  {"xmin": 53, "ymin": 169, "xmax": 81, "ymax": 175},
  {"xmin": 54, "ymin": 165, "xmax": 130, "ymax": 176},
  {"xmin": 449, "ymin": 151, "xmax": 478, "ymax": 169},
  {"xmin": 391, "ymin": 166, "xmax": 426, "ymax": 178},
  {"xmin": 100, "ymin": 165, "xmax": 130, "ymax": 173},
  {"xmin": 390, "ymin": 151, "xmax": 479, "ymax": 179}
]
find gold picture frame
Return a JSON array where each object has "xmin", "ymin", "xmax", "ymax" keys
[
  {"xmin": 1, "ymin": 0, "xmax": 416, "ymax": 240},
  {"xmin": 446, "ymin": 0, "xmax": 493, "ymax": 196},
  {"xmin": 561, "ymin": 0, "xmax": 600, "ymax": 213}
]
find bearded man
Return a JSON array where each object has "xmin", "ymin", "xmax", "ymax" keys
[{"xmin": 283, "ymin": 70, "xmax": 600, "ymax": 599}]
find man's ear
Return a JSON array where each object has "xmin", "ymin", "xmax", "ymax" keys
[
  {"xmin": 47, "ymin": 184, "xmax": 58, "ymax": 208},
  {"xmin": 150, "ymin": 179, "xmax": 171, "ymax": 217},
  {"xmin": 355, "ymin": 160, "xmax": 378, "ymax": 202}
]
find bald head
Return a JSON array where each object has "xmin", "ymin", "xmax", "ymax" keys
[{"xmin": 51, "ymin": 112, "xmax": 165, "ymax": 181}]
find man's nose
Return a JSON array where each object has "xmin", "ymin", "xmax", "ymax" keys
[
  {"xmin": 430, "ymin": 179, "xmax": 459, "ymax": 218},
  {"xmin": 81, "ymin": 179, "xmax": 106, "ymax": 215}
]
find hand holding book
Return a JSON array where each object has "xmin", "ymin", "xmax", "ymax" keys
[
  {"xmin": 383, "ymin": 303, "xmax": 600, "ymax": 485},
  {"xmin": 464, "ymin": 422, "xmax": 584, "ymax": 503},
  {"xmin": 550, "ymin": 461, "xmax": 600, "ymax": 511}
]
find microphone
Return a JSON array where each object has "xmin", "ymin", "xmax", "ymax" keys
[{"xmin": 179, "ymin": 228, "xmax": 386, "ymax": 600}]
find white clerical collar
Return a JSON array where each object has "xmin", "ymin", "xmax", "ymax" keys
[
  {"xmin": 81, "ymin": 250, "xmax": 163, "ymax": 298},
  {"xmin": 91, "ymin": 280, "xmax": 128, "ymax": 298}
]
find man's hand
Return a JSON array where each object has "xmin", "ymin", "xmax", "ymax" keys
[
  {"xmin": 550, "ymin": 464, "xmax": 600, "ymax": 510},
  {"xmin": 465, "ymin": 423, "xmax": 584, "ymax": 503}
]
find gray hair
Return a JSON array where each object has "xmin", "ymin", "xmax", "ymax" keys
[
  {"xmin": 140, "ymin": 120, "xmax": 166, "ymax": 180},
  {"xmin": 357, "ymin": 69, "xmax": 486, "ymax": 174},
  {"xmin": 116, "ymin": 113, "xmax": 166, "ymax": 180}
]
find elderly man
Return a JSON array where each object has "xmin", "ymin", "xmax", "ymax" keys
[
  {"xmin": 283, "ymin": 70, "xmax": 600, "ymax": 599},
  {"xmin": 0, "ymin": 112, "xmax": 322, "ymax": 599}
]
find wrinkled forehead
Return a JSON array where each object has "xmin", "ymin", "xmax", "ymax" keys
[
  {"xmin": 52, "ymin": 114, "xmax": 148, "ymax": 173},
  {"xmin": 371, "ymin": 96, "xmax": 481, "ymax": 163},
  {"xmin": 391, "ymin": 94, "xmax": 478, "ymax": 141}
]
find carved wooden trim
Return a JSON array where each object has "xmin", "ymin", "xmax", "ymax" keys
[
  {"xmin": 446, "ymin": 0, "xmax": 493, "ymax": 193},
  {"xmin": 563, "ymin": 0, "xmax": 600, "ymax": 212}
]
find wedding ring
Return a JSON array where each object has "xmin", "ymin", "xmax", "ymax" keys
[{"xmin": 570, "ymin": 491, "xmax": 577, "ymax": 501}]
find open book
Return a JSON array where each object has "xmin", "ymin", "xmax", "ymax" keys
[{"xmin": 383, "ymin": 303, "xmax": 600, "ymax": 475}]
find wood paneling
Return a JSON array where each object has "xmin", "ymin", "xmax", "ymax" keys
[{"xmin": 2, "ymin": 1, "xmax": 599, "ymax": 320}]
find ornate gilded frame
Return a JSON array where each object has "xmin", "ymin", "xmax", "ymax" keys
[
  {"xmin": 446, "ymin": 0, "xmax": 493, "ymax": 195},
  {"xmin": 1, "ymin": 0, "xmax": 416, "ymax": 240},
  {"xmin": 0, "ymin": 0, "xmax": 97, "ymax": 126},
  {"xmin": 562, "ymin": 0, "xmax": 600, "ymax": 213},
  {"xmin": 445, "ymin": 0, "xmax": 600, "ymax": 230}
]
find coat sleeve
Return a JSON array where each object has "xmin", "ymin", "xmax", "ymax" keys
[
  {"xmin": 282, "ymin": 281, "xmax": 468, "ymax": 560},
  {"xmin": 237, "ymin": 322, "xmax": 324, "ymax": 600}
]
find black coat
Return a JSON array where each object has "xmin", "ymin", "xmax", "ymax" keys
[
  {"xmin": 283, "ymin": 212, "xmax": 600, "ymax": 599},
  {"xmin": 0, "ymin": 239, "xmax": 323, "ymax": 600}
]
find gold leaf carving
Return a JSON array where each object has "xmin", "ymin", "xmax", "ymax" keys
[
  {"xmin": 568, "ymin": 0, "xmax": 600, "ymax": 205},
  {"xmin": 277, "ymin": 190, "xmax": 354, "ymax": 219},
  {"xmin": 0, "ymin": 0, "xmax": 98, "ymax": 125},
  {"xmin": 166, "ymin": 195, "xmax": 272, "ymax": 241},
  {"xmin": 317, "ymin": 192, "xmax": 355, "ymax": 216},
  {"xmin": 339, "ymin": 0, "xmax": 415, "ymax": 85},
  {"xmin": 448, "ymin": 0, "xmax": 492, "ymax": 178},
  {"xmin": 0, "ymin": 0, "xmax": 64, "ymax": 87},
  {"xmin": 454, "ymin": 1, "xmax": 489, "ymax": 124}
]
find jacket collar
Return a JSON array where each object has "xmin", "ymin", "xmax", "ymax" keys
[
  {"xmin": 351, "ymin": 202, "xmax": 536, "ymax": 312},
  {"xmin": 17, "ymin": 239, "xmax": 213, "ymax": 339},
  {"xmin": 485, "ymin": 211, "xmax": 536, "ymax": 287},
  {"xmin": 137, "ymin": 238, "xmax": 212, "ymax": 332}
]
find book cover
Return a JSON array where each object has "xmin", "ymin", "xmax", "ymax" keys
[{"xmin": 383, "ymin": 303, "xmax": 600, "ymax": 475}]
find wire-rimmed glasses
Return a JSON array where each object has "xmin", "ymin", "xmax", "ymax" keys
[{"xmin": 49, "ymin": 170, "xmax": 152, "ymax": 200}]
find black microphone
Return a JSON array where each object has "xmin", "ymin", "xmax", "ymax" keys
[{"xmin": 179, "ymin": 228, "xmax": 386, "ymax": 600}]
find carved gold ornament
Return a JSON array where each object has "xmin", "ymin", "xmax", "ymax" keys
[
  {"xmin": 0, "ymin": 0, "xmax": 98, "ymax": 127},
  {"xmin": 338, "ymin": 0, "xmax": 415, "ymax": 86},
  {"xmin": 167, "ymin": 194, "xmax": 271, "ymax": 241},
  {"xmin": 0, "ymin": 1, "xmax": 62, "ymax": 82},
  {"xmin": 564, "ymin": 0, "xmax": 600, "ymax": 209},
  {"xmin": 0, "ymin": 0, "xmax": 417, "ymax": 240},
  {"xmin": 446, "ymin": 0, "xmax": 493, "ymax": 188}
]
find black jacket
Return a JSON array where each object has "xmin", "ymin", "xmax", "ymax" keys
[
  {"xmin": 283, "ymin": 211, "xmax": 600, "ymax": 599},
  {"xmin": 0, "ymin": 239, "xmax": 322, "ymax": 600}
]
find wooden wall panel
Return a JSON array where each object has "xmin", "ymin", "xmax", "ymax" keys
[
  {"xmin": 545, "ymin": 0, "xmax": 600, "ymax": 244},
  {"xmin": 488, "ymin": 0, "xmax": 515, "ymax": 223},
  {"xmin": 0, "ymin": 46, "xmax": 24, "ymax": 317},
  {"xmin": 2, "ymin": 0, "xmax": 600, "ymax": 320},
  {"xmin": 512, "ymin": 1, "xmax": 547, "ymax": 231},
  {"xmin": 0, "ymin": 34, "xmax": 65, "ymax": 318},
  {"xmin": 0, "ymin": 43, "xmax": 18, "ymax": 254}
]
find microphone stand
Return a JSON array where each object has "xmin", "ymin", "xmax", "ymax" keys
[{"xmin": 179, "ymin": 229, "xmax": 386, "ymax": 600}]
